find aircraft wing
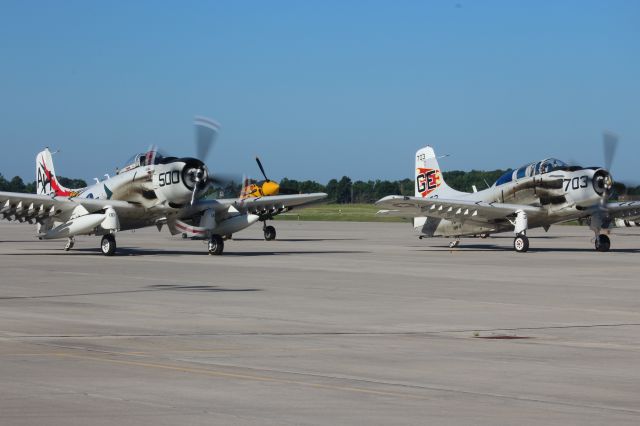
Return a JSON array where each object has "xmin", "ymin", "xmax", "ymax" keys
[
  {"xmin": 604, "ymin": 201, "xmax": 640, "ymax": 221},
  {"xmin": 0, "ymin": 191, "xmax": 145, "ymax": 223},
  {"xmin": 375, "ymin": 195, "xmax": 544, "ymax": 223},
  {"xmin": 185, "ymin": 193, "xmax": 327, "ymax": 218}
]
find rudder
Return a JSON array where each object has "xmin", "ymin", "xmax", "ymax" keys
[
  {"xmin": 414, "ymin": 146, "xmax": 465, "ymax": 199},
  {"xmin": 35, "ymin": 148, "xmax": 80, "ymax": 196}
]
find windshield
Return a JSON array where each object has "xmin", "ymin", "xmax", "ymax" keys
[
  {"xmin": 494, "ymin": 158, "xmax": 570, "ymax": 186},
  {"xmin": 119, "ymin": 149, "xmax": 171, "ymax": 172},
  {"xmin": 538, "ymin": 158, "xmax": 568, "ymax": 174}
]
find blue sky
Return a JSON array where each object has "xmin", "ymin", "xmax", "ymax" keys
[{"xmin": 1, "ymin": 1, "xmax": 638, "ymax": 184}]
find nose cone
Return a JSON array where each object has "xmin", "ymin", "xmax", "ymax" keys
[
  {"xmin": 262, "ymin": 181, "xmax": 280, "ymax": 196},
  {"xmin": 181, "ymin": 158, "xmax": 208, "ymax": 191},
  {"xmin": 592, "ymin": 169, "xmax": 613, "ymax": 196}
]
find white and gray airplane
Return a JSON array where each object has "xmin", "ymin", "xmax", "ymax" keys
[
  {"xmin": 0, "ymin": 117, "xmax": 327, "ymax": 256},
  {"xmin": 376, "ymin": 139, "xmax": 640, "ymax": 252}
]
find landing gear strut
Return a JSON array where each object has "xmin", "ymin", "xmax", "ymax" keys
[
  {"xmin": 100, "ymin": 234, "xmax": 116, "ymax": 256},
  {"xmin": 590, "ymin": 214, "xmax": 612, "ymax": 252},
  {"xmin": 512, "ymin": 209, "xmax": 529, "ymax": 253},
  {"xmin": 64, "ymin": 237, "xmax": 75, "ymax": 251},
  {"xmin": 208, "ymin": 234, "xmax": 224, "ymax": 255},
  {"xmin": 448, "ymin": 239, "xmax": 460, "ymax": 248},
  {"xmin": 263, "ymin": 223, "xmax": 276, "ymax": 241}
]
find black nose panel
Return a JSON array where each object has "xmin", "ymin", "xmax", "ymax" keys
[
  {"xmin": 178, "ymin": 158, "xmax": 206, "ymax": 191},
  {"xmin": 592, "ymin": 169, "xmax": 611, "ymax": 196}
]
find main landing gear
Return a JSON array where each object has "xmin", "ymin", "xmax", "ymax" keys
[
  {"xmin": 590, "ymin": 214, "xmax": 612, "ymax": 253},
  {"xmin": 263, "ymin": 223, "xmax": 276, "ymax": 241},
  {"xmin": 100, "ymin": 234, "xmax": 116, "ymax": 256},
  {"xmin": 208, "ymin": 234, "xmax": 224, "ymax": 255},
  {"xmin": 513, "ymin": 234, "xmax": 529, "ymax": 253},
  {"xmin": 64, "ymin": 237, "xmax": 75, "ymax": 251},
  {"xmin": 512, "ymin": 209, "xmax": 529, "ymax": 253},
  {"xmin": 595, "ymin": 234, "xmax": 611, "ymax": 252}
]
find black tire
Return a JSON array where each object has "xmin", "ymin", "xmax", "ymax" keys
[
  {"xmin": 264, "ymin": 225, "xmax": 276, "ymax": 241},
  {"xmin": 513, "ymin": 235, "xmax": 529, "ymax": 253},
  {"xmin": 101, "ymin": 234, "xmax": 116, "ymax": 256},
  {"xmin": 208, "ymin": 235, "xmax": 224, "ymax": 255},
  {"xmin": 595, "ymin": 234, "xmax": 611, "ymax": 252}
]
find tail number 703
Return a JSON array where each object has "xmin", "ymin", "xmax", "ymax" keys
[{"xmin": 563, "ymin": 176, "xmax": 588, "ymax": 191}]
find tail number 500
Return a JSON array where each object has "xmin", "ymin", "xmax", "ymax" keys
[{"xmin": 159, "ymin": 171, "xmax": 180, "ymax": 187}]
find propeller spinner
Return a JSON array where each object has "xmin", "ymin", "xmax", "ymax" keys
[{"xmin": 254, "ymin": 157, "xmax": 280, "ymax": 196}]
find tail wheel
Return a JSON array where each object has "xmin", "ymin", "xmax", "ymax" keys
[
  {"xmin": 513, "ymin": 235, "xmax": 529, "ymax": 253},
  {"xmin": 208, "ymin": 235, "xmax": 224, "ymax": 255},
  {"xmin": 264, "ymin": 225, "xmax": 276, "ymax": 241},
  {"xmin": 595, "ymin": 234, "xmax": 611, "ymax": 252},
  {"xmin": 100, "ymin": 234, "xmax": 116, "ymax": 256}
]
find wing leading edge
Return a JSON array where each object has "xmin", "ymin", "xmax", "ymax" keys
[
  {"xmin": 375, "ymin": 195, "xmax": 544, "ymax": 224},
  {"xmin": 0, "ymin": 191, "xmax": 145, "ymax": 224},
  {"xmin": 186, "ymin": 193, "xmax": 327, "ymax": 218},
  {"xmin": 603, "ymin": 201, "xmax": 640, "ymax": 221}
]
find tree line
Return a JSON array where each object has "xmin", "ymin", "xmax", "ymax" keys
[
  {"xmin": 0, "ymin": 174, "xmax": 87, "ymax": 194},
  {"xmin": 280, "ymin": 169, "xmax": 509, "ymax": 203}
]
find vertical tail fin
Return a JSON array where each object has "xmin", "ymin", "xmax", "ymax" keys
[
  {"xmin": 35, "ymin": 148, "xmax": 80, "ymax": 196},
  {"xmin": 414, "ymin": 146, "xmax": 466, "ymax": 199},
  {"xmin": 413, "ymin": 146, "xmax": 465, "ymax": 233}
]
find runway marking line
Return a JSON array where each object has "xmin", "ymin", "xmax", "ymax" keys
[
  {"xmin": 53, "ymin": 352, "xmax": 431, "ymax": 401},
  {"xmin": 8, "ymin": 350, "xmax": 640, "ymax": 416}
]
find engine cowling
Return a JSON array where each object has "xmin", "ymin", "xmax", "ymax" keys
[{"xmin": 153, "ymin": 158, "xmax": 208, "ymax": 205}]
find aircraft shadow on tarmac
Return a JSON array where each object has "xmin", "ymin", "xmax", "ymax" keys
[
  {"xmin": 416, "ymin": 243, "xmax": 640, "ymax": 253},
  {"xmin": 0, "ymin": 239, "xmax": 60, "ymax": 243},
  {"xmin": 3, "ymin": 247, "xmax": 370, "ymax": 257},
  {"xmin": 0, "ymin": 285, "xmax": 260, "ymax": 300},
  {"xmin": 109, "ymin": 247, "xmax": 370, "ymax": 257},
  {"xmin": 146, "ymin": 284, "xmax": 260, "ymax": 292},
  {"xmin": 228, "ymin": 237, "xmax": 363, "ymax": 242}
]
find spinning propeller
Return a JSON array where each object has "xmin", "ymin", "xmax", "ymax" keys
[
  {"xmin": 188, "ymin": 116, "xmax": 241, "ymax": 204},
  {"xmin": 187, "ymin": 117, "xmax": 219, "ymax": 204},
  {"xmin": 598, "ymin": 131, "xmax": 617, "ymax": 208}
]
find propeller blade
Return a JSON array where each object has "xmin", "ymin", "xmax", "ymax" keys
[
  {"xmin": 194, "ymin": 116, "xmax": 220, "ymax": 161},
  {"xmin": 190, "ymin": 185, "xmax": 198, "ymax": 205},
  {"xmin": 255, "ymin": 156, "xmax": 269, "ymax": 181},
  {"xmin": 603, "ymin": 131, "xmax": 618, "ymax": 172}
]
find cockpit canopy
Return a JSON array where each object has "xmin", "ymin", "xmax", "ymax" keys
[
  {"xmin": 494, "ymin": 158, "xmax": 570, "ymax": 186},
  {"xmin": 118, "ymin": 149, "xmax": 176, "ymax": 174}
]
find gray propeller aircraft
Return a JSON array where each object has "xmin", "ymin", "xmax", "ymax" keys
[
  {"xmin": 376, "ymin": 136, "xmax": 640, "ymax": 252},
  {"xmin": 0, "ymin": 117, "xmax": 326, "ymax": 256}
]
